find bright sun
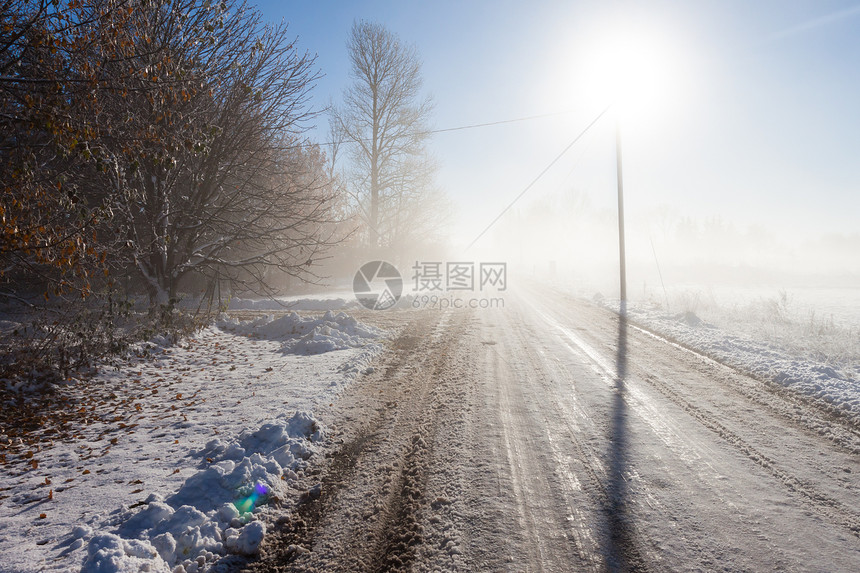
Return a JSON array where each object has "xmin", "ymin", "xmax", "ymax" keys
[
  {"xmin": 562, "ymin": 16, "xmax": 684, "ymax": 129},
  {"xmin": 591, "ymin": 30, "xmax": 673, "ymax": 108}
]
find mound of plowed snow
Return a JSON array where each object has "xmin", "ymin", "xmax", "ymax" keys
[{"xmin": 218, "ymin": 311, "xmax": 385, "ymax": 355}]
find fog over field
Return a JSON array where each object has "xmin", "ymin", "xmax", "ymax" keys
[{"xmin": 276, "ymin": 0, "xmax": 859, "ymax": 317}]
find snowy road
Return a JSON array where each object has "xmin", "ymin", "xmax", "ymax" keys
[{"xmin": 248, "ymin": 286, "xmax": 860, "ymax": 572}]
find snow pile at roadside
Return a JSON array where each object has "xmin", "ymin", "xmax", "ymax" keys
[
  {"xmin": 615, "ymin": 303, "xmax": 860, "ymax": 420},
  {"xmin": 218, "ymin": 311, "xmax": 385, "ymax": 355},
  {"xmin": 0, "ymin": 313, "xmax": 387, "ymax": 573},
  {"xmin": 227, "ymin": 296, "xmax": 358, "ymax": 312},
  {"xmin": 80, "ymin": 411, "xmax": 324, "ymax": 573}
]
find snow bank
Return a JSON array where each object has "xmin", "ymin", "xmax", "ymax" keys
[
  {"xmin": 1, "ymin": 312, "xmax": 387, "ymax": 573},
  {"xmin": 227, "ymin": 296, "xmax": 358, "ymax": 311},
  {"xmin": 615, "ymin": 303, "xmax": 860, "ymax": 421},
  {"xmin": 218, "ymin": 310, "xmax": 385, "ymax": 355},
  {"xmin": 79, "ymin": 411, "xmax": 324, "ymax": 573}
]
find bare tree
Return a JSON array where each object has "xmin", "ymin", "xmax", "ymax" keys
[
  {"xmin": 330, "ymin": 20, "xmax": 436, "ymax": 249},
  {"xmin": 379, "ymin": 153, "xmax": 451, "ymax": 256},
  {"xmin": 0, "ymin": 0, "xmax": 346, "ymax": 382},
  {"xmin": 0, "ymin": 0, "xmax": 165, "ymax": 297},
  {"xmin": 0, "ymin": 0, "xmax": 228, "ymax": 298},
  {"xmin": 91, "ymin": 2, "xmax": 341, "ymax": 304}
]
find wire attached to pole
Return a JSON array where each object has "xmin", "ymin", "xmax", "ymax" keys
[{"xmin": 466, "ymin": 105, "xmax": 612, "ymax": 251}]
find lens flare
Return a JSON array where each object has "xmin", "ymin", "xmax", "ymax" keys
[{"xmin": 234, "ymin": 481, "xmax": 271, "ymax": 514}]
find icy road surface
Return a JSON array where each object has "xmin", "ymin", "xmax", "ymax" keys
[{"xmin": 248, "ymin": 286, "xmax": 860, "ymax": 572}]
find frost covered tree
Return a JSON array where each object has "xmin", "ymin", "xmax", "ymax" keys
[
  {"xmin": 1, "ymin": 0, "xmax": 342, "ymax": 305},
  {"xmin": 0, "ymin": 0, "xmax": 164, "ymax": 297},
  {"xmin": 330, "ymin": 21, "xmax": 445, "ymax": 252},
  {"xmin": 0, "ymin": 0, "xmax": 227, "ymax": 297},
  {"xmin": 97, "ymin": 3, "xmax": 339, "ymax": 303},
  {"xmin": 0, "ymin": 0, "xmax": 344, "ymax": 381}
]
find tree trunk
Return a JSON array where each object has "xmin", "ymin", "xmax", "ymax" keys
[{"xmin": 370, "ymin": 84, "xmax": 380, "ymax": 247}]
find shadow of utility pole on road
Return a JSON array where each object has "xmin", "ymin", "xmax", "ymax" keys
[{"xmin": 602, "ymin": 307, "xmax": 646, "ymax": 572}]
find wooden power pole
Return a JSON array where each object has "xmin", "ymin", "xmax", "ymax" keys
[{"xmin": 615, "ymin": 119, "xmax": 627, "ymax": 314}]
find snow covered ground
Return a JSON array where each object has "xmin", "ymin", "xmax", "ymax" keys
[
  {"xmin": 0, "ymin": 308, "xmax": 387, "ymax": 573},
  {"xmin": 615, "ymin": 302, "xmax": 860, "ymax": 420},
  {"xmin": 240, "ymin": 289, "xmax": 860, "ymax": 571},
  {"xmin": 225, "ymin": 292, "xmax": 360, "ymax": 313},
  {"xmin": 541, "ymin": 277, "xmax": 860, "ymax": 421},
  {"xmin": 3, "ymin": 282, "xmax": 858, "ymax": 572},
  {"xmin": 580, "ymin": 285, "xmax": 860, "ymax": 424}
]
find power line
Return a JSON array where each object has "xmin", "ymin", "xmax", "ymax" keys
[
  {"xmin": 465, "ymin": 105, "xmax": 612, "ymax": 251},
  {"xmin": 316, "ymin": 108, "xmax": 578, "ymax": 148},
  {"xmin": 424, "ymin": 109, "xmax": 578, "ymax": 136}
]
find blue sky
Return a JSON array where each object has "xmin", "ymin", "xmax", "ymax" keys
[{"xmin": 254, "ymin": 1, "xmax": 860, "ymax": 252}]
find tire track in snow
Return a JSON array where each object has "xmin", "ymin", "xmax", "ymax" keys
[
  {"xmin": 464, "ymin": 303, "xmax": 653, "ymax": 571},
  {"xmin": 500, "ymin": 311, "xmax": 628, "ymax": 572},
  {"xmin": 537, "ymin": 285, "xmax": 860, "ymax": 454},
  {"xmin": 248, "ymin": 308, "xmax": 474, "ymax": 572},
  {"xmin": 641, "ymin": 370, "xmax": 860, "ymax": 538},
  {"xmin": 623, "ymin": 318, "xmax": 860, "ymax": 454},
  {"xmin": 525, "ymin": 293, "xmax": 860, "ymax": 541}
]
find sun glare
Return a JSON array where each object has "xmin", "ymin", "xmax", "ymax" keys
[{"xmin": 570, "ymin": 17, "xmax": 684, "ymax": 129}]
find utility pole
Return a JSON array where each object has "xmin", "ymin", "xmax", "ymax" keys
[{"xmin": 615, "ymin": 118, "xmax": 627, "ymax": 315}]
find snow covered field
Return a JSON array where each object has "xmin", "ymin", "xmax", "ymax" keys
[
  {"xmin": 617, "ymin": 302, "xmax": 860, "ymax": 421},
  {"xmin": 0, "ymin": 308, "xmax": 387, "ymax": 573},
  {"xmin": 579, "ymin": 283, "xmax": 860, "ymax": 424}
]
